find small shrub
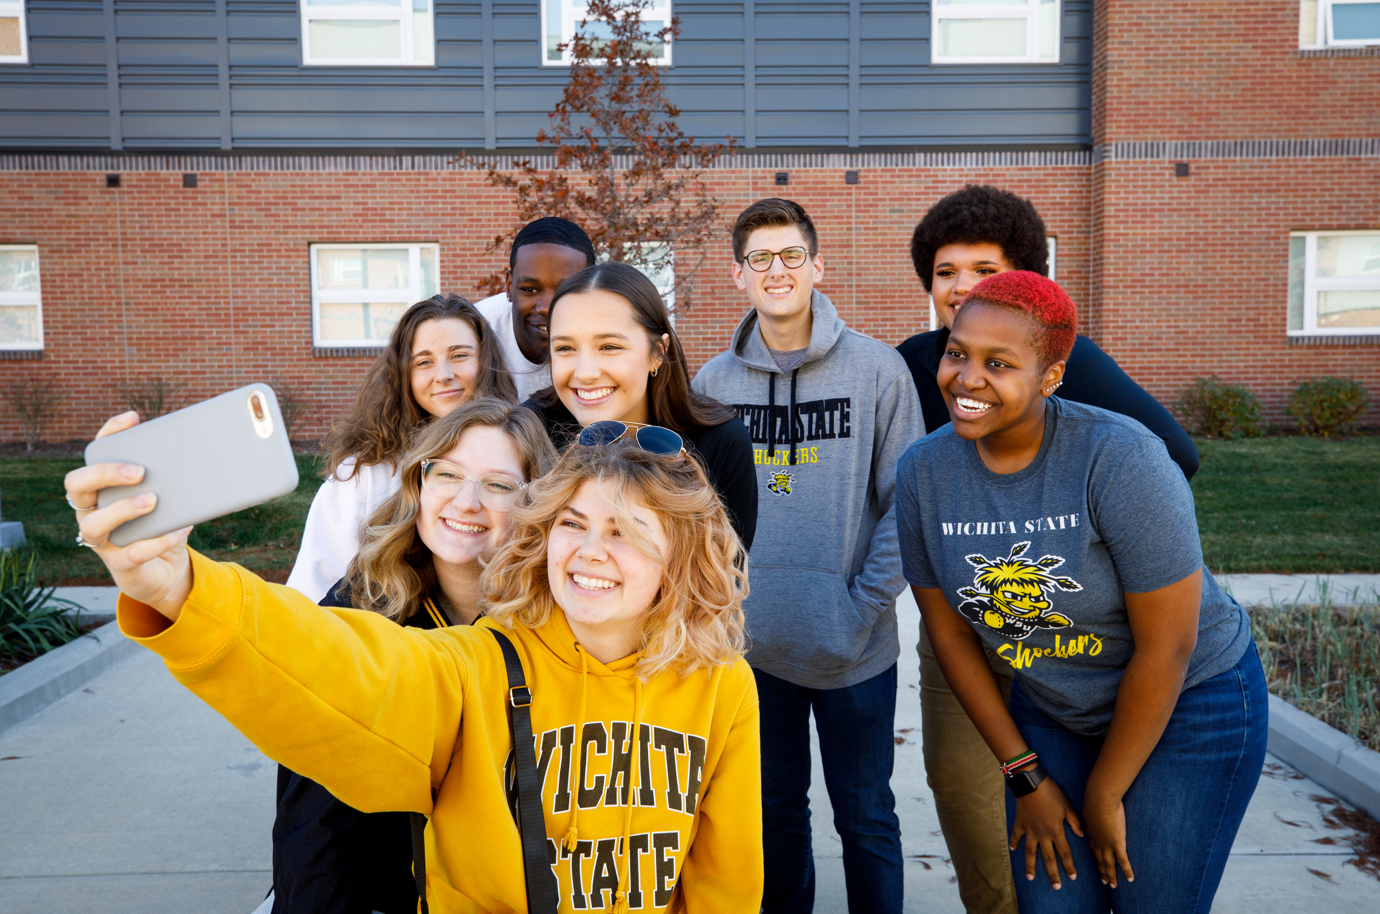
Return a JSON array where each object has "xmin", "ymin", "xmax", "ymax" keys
[
  {"xmin": 1174, "ymin": 375, "xmax": 1264, "ymax": 439},
  {"xmin": 119, "ymin": 375, "xmax": 188, "ymax": 420},
  {"xmin": 0, "ymin": 550, "xmax": 86, "ymax": 663},
  {"xmin": 1, "ymin": 373, "xmax": 66, "ymax": 451},
  {"xmin": 1286, "ymin": 376, "xmax": 1371, "ymax": 438},
  {"xmin": 263, "ymin": 374, "xmax": 314, "ymax": 441}
]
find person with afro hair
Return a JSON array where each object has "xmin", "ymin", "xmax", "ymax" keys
[
  {"xmin": 897, "ymin": 184, "xmax": 1197, "ymax": 478},
  {"xmin": 897, "ymin": 271, "xmax": 1264, "ymax": 914},
  {"xmin": 895, "ymin": 186, "xmax": 1199, "ymax": 914}
]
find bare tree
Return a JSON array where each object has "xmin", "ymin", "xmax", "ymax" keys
[{"xmin": 118, "ymin": 376, "xmax": 189, "ymax": 421}]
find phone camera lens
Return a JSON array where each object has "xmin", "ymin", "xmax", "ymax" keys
[{"xmin": 251, "ymin": 395, "xmax": 265, "ymax": 421}]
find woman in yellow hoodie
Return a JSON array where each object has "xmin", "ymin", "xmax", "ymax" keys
[{"xmin": 66, "ymin": 412, "xmax": 763, "ymax": 914}]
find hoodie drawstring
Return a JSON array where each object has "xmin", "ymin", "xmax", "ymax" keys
[
  {"xmin": 766, "ymin": 372, "xmax": 777, "ymax": 462},
  {"xmin": 562, "ymin": 646, "xmax": 589, "ymax": 853},
  {"xmin": 612, "ymin": 676, "xmax": 645, "ymax": 914},
  {"xmin": 788, "ymin": 367, "xmax": 799, "ymax": 465}
]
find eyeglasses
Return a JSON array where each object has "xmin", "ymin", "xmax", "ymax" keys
[
  {"xmin": 419, "ymin": 458, "xmax": 527, "ymax": 509},
  {"xmin": 741, "ymin": 246, "xmax": 814, "ymax": 272},
  {"xmin": 577, "ymin": 420, "xmax": 686, "ymax": 456}
]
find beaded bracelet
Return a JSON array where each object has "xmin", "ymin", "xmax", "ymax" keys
[{"xmin": 1000, "ymin": 750, "xmax": 1039, "ymax": 777}]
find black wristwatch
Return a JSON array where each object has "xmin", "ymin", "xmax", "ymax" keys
[{"xmin": 1006, "ymin": 762, "xmax": 1047, "ymax": 798}]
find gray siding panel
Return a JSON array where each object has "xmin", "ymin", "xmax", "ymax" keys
[{"xmin": 2, "ymin": 0, "xmax": 1092, "ymax": 150}]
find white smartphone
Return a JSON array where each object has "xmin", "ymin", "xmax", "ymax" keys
[{"xmin": 85, "ymin": 383, "xmax": 301, "ymax": 547}]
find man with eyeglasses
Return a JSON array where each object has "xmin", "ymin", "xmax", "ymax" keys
[{"xmin": 693, "ymin": 198, "xmax": 924, "ymax": 914}]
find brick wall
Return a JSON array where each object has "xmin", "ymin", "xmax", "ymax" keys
[
  {"xmin": 0, "ymin": 164, "xmax": 1091, "ymax": 443},
  {"xmin": 1096, "ymin": 0, "xmax": 1380, "ymax": 142},
  {"xmin": 1094, "ymin": 155, "xmax": 1380, "ymax": 419}
]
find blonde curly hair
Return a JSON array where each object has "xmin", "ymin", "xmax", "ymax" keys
[
  {"xmin": 345, "ymin": 399, "xmax": 557, "ymax": 622},
  {"xmin": 482, "ymin": 441, "xmax": 748, "ymax": 679}
]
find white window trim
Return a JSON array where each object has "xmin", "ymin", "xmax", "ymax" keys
[
  {"xmin": 0, "ymin": 0, "xmax": 30, "ymax": 65},
  {"xmin": 1302, "ymin": 0, "xmax": 1380, "ymax": 48},
  {"xmin": 1289, "ymin": 230, "xmax": 1380, "ymax": 337},
  {"xmin": 540, "ymin": 0, "xmax": 673, "ymax": 67},
  {"xmin": 930, "ymin": 0, "xmax": 1061, "ymax": 66},
  {"xmin": 928, "ymin": 236, "xmax": 1056, "ymax": 331},
  {"xmin": 0, "ymin": 244, "xmax": 44, "ymax": 351},
  {"xmin": 309, "ymin": 243, "xmax": 438, "ymax": 348},
  {"xmin": 300, "ymin": 0, "xmax": 435, "ymax": 67}
]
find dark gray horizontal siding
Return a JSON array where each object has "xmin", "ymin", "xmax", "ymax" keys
[{"xmin": 0, "ymin": 0, "xmax": 1091, "ymax": 150}]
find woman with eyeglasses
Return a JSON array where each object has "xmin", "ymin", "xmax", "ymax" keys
[
  {"xmin": 288, "ymin": 294, "xmax": 519, "ymax": 604},
  {"xmin": 272, "ymin": 399, "xmax": 556, "ymax": 914},
  {"xmin": 525, "ymin": 261, "xmax": 759, "ymax": 551},
  {"xmin": 66, "ymin": 418, "xmax": 763, "ymax": 913}
]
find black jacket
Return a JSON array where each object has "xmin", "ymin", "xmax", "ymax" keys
[
  {"xmin": 896, "ymin": 329, "xmax": 1200, "ymax": 480},
  {"xmin": 521, "ymin": 398, "xmax": 760, "ymax": 551},
  {"xmin": 270, "ymin": 583, "xmax": 456, "ymax": 914}
]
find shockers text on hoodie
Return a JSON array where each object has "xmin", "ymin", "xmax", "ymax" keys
[{"xmin": 693, "ymin": 290, "xmax": 924, "ymax": 690}]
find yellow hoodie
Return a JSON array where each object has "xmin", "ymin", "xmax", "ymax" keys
[{"xmin": 118, "ymin": 552, "xmax": 763, "ymax": 913}]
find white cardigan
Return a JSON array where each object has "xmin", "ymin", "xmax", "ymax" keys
[{"xmin": 285, "ymin": 458, "xmax": 402, "ymax": 603}]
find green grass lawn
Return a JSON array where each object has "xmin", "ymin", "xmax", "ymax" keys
[
  {"xmin": 0, "ymin": 454, "xmax": 323, "ymax": 586},
  {"xmin": 1191, "ymin": 436, "xmax": 1380, "ymax": 574},
  {"xmin": 0, "ymin": 436, "xmax": 1376, "ymax": 586}
]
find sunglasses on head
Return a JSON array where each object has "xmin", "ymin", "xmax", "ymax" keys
[{"xmin": 577, "ymin": 420, "xmax": 686, "ymax": 456}]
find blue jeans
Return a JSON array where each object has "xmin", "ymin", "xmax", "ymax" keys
[
  {"xmin": 1006, "ymin": 645, "xmax": 1269, "ymax": 914},
  {"xmin": 755, "ymin": 664, "xmax": 904, "ymax": 914}
]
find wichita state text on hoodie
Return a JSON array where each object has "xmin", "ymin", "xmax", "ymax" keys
[
  {"xmin": 693, "ymin": 291, "xmax": 925, "ymax": 690},
  {"xmin": 118, "ymin": 551, "xmax": 763, "ymax": 913}
]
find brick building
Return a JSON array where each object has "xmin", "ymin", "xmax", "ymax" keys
[{"xmin": 0, "ymin": 0, "xmax": 1376, "ymax": 442}]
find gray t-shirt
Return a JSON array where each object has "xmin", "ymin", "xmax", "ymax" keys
[
  {"xmin": 897, "ymin": 398, "xmax": 1251, "ymax": 735},
  {"xmin": 768, "ymin": 347, "xmax": 808, "ymax": 373}
]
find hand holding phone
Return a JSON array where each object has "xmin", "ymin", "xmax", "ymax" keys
[{"xmin": 65, "ymin": 384, "xmax": 301, "ymax": 620}]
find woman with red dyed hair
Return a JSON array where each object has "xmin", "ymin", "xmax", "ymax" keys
[{"xmin": 895, "ymin": 271, "xmax": 1266, "ymax": 914}]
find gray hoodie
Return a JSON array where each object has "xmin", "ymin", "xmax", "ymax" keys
[{"xmin": 693, "ymin": 290, "xmax": 925, "ymax": 689}]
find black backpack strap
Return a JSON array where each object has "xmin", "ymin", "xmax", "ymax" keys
[
  {"xmin": 489, "ymin": 627, "xmax": 560, "ymax": 914},
  {"xmin": 410, "ymin": 811, "xmax": 430, "ymax": 914},
  {"xmin": 407, "ymin": 628, "xmax": 557, "ymax": 914}
]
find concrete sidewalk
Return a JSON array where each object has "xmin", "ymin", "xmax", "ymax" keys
[{"xmin": 1, "ymin": 589, "xmax": 1377, "ymax": 912}]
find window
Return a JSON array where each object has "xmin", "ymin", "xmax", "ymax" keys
[
  {"xmin": 0, "ymin": 0, "xmax": 28, "ymax": 65},
  {"xmin": 0, "ymin": 246, "xmax": 44, "ymax": 351},
  {"xmin": 301, "ymin": 0, "xmax": 435, "ymax": 66},
  {"xmin": 1289, "ymin": 232, "xmax": 1380, "ymax": 336},
  {"xmin": 931, "ymin": 0, "xmax": 1060, "ymax": 64},
  {"xmin": 1301, "ymin": 0, "xmax": 1380, "ymax": 47},
  {"xmin": 310, "ymin": 244, "xmax": 439, "ymax": 348},
  {"xmin": 541, "ymin": 0, "xmax": 672, "ymax": 66}
]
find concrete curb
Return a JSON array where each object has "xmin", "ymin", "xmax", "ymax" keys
[
  {"xmin": 0, "ymin": 620, "xmax": 139, "ymax": 734},
  {"xmin": 1267, "ymin": 693, "xmax": 1380, "ymax": 821}
]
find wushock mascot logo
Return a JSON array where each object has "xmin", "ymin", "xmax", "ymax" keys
[
  {"xmin": 956, "ymin": 541, "xmax": 1082, "ymax": 640},
  {"xmin": 767, "ymin": 471, "xmax": 795, "ymax": 496}
]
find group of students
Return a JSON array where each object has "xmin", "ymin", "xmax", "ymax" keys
[{"xmin": 65, "ymin": 185, "xmax": 1266, "ymax": 914}]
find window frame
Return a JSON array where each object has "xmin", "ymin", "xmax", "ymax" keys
[
  {"xmin": 1288, "ymin": 230, "xmax": 1380, "ymax": 338},
  {"xmin": 299, "ymin": 0, "xmax": 436, "ymax": 68},
  {"xmin": 0, "ymin": 244, "xmax": 45, "ymax": 352},
  {"xmin": 1301, "ymin": 0, "xmax": 1380, "ymax": 48},
  {"xmin": 540, "ymin": 0, "xmax": 673, "ymax": 67},
  {"xmin": 309, "ymin": 242, "xmax": 439, "ymax": 349},
  {"xmin": 0, "ymin": 0, "xmax": 29, "ymax": 65},
  {"xmin": 930, "ymin": 0, "xmax": 1061, "ymax": 66}
]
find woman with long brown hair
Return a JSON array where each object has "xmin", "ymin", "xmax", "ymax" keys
[
  {"xmin": 288, "ymin": 294, "xmax": 518, "ymax": 603},
  {"xmin": 272, "ymin": 399, "xmax": 556, "ymax": 914},
  {"xmin": 526, "ymin": 261, "xmax": 758, "ymax": 550}
]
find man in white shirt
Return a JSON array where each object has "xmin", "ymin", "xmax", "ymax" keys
[{"xmin": 473, "ymin": 217, "xmax": 597, "ymax": 401}]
